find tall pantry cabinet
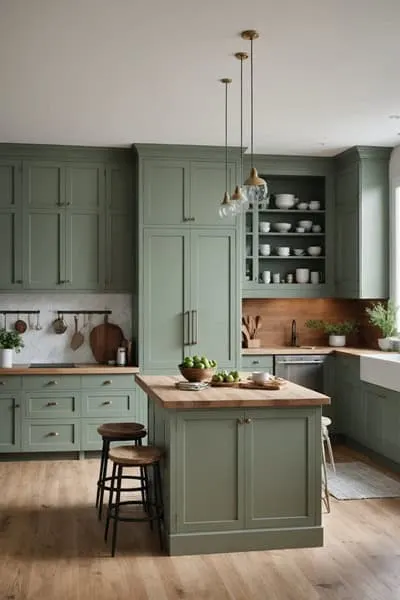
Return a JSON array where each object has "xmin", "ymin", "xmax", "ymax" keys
[{"xmin": 133, "ymin": 144, "xmax": 242, "ymax": 373}]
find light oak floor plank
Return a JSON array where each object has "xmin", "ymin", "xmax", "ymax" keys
[{"xmin": 0, "ymin": 445, "xmax": 399, "ymax": 600}]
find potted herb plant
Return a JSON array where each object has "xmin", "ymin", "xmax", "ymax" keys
[
  {"xmin": 0, "ymin": 328, "xmax": 24, "ymax": 368},
  {"xmin": 365, "ymin": 300, "xmax": 398, "ymax": 351},
  {"xmin": 305, "ymin": 319, "xmax": 358, "ymax": 347}
]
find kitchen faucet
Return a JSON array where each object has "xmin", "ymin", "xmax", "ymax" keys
[{"xmin": 291, "ymin": 319, "xmax": 298, "ymax": 347}]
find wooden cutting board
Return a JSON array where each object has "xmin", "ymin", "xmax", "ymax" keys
[{"xmin": 89, "ymin": 316, "xmax": 124, "ymax": 364}]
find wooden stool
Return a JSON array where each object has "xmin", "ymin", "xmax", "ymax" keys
[
  {"xmin": 321, "ymin": 416, "xmax": 335, "ymax": 513},
  {"xmin": 96, "ymin": 422, "xmax": 147, "ymax": 520},
  {"xmin": 104, "ymin": 445, "xmax": 164, "ymax": 556}
]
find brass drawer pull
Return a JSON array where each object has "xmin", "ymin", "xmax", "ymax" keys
[
  {"xmin": 251, "ymin": 360, "xmax": 260, "ymax": 365},
  {"xmin": 46, "ymin": 401, "xmax": 58, "ymax": 407},
  {"xmin": 0, "ymin": 381, "xmax": 5, "ymax": 386},
  {"xmin": 103, "ymin": 380, "xmax": 112, "ymax": 385},
  {"xmin": 102, "ymin": 400, "xmax": 112, "ymax": 405},
  {"xmin": 244, "ymin": 418, "xmax": 252, "ymax": 424},
  {"xmin": 237, "ymin": 418, "xmax": 244, "ymax": 425},
  {"xmin": 47, "ymin": 380, "xmax": 59, "ymax": 385},
  {"xmin": 47, "ymin": 432, "xmax": 60, "ymax": 437}
]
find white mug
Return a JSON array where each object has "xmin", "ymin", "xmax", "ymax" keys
[
  {"xmin": 259, "ymin": 244, "xmax": 271, "ymax": 256},
  {"xmin": 310, "ymin": 271, "xmax": 320, "ymax": 284},
  {"xmin": 262, "ymin": 270, "xmax": 271, "ymax": 284},
  {"xmin": 272, "ymin": 273, "xmax": 280, "ymax": 284}
]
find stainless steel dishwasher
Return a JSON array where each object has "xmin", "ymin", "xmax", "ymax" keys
[{"xmin": 274, "ymin": 355, "xmax": 327, "ymax": 392}]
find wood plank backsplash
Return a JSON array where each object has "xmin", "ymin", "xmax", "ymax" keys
[{"xmin": 242, "ymin": 298, "xmax": 382, "ymax": 349}]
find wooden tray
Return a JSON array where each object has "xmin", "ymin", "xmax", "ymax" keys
[
  {"xmin": 239, "ymin": 379, "xmax": 286, "ymax": 391},
  {"xmin": 210, "ymin": 381, "xmax": 241, "ymax": 388}
]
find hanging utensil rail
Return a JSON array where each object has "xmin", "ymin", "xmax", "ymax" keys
[
  {"xmin": 56, "ymin": 310, "xmax": 112, "ymax": 315},
  {"xmin": 0, "ymin": 310, "xmax": 40, "ymax": 314}
]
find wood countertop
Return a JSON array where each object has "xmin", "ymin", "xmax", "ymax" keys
[
  {"xmin": 135, "ymin": 374, "xmax": 330, "ymax": 409},
  {"xmin": 0, "ymin": 364, "xmax": 140, "ymax": 375},
  {"xmin": 242, "ymin": 347, "xmax": 385, "ymax": 357}
]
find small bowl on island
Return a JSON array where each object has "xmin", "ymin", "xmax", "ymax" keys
[{"xmin": 179, "ymin": 355, "xmax": 217, "ymax": 382}]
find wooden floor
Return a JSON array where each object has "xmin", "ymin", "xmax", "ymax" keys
[{"xmin": 0, "ymin": 446, "xmax": 399, "ymax": 600}]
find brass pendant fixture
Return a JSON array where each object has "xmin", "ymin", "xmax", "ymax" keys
[
  {"xmin": 219, "ymin": 78, "xmax": 235, "ymax": 218},
  {"xmin": 232, "ymin": 51, "xmax": 249, "ymax": 211},
  {"xmin": 241, "ymin": 30, "xmax": 268, "ymax": 206}
]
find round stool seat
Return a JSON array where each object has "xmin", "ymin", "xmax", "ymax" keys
[
  {"xmin": 97, "ymin": 422, "xmax": 146, "ymax": 439},
  {"xmin": 321, "ymin": 416, "xmax": 332, "ymax": 427},
  {"xmin": 109, "ymin": 445, "xmax": 163, "ymax": 466}
]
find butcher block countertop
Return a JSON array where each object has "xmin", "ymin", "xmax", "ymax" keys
[
  {"xmin": 135, "ymin": 374, "xmax": 330, "ymax": 409},
  {"xmin": 242, "ymin": 347, "xmax": 385, "ymax": 357},
  {"xmin": 0, "ymin": 364, "xmax": 139, "ymax": 375}
]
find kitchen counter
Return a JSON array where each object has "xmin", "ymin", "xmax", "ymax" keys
[
  {"xmin": 0, "ymin": 364, "xmax": 139, "ymax": 375},
  {"xmin": 242, "ymin": 346, "xmax": 386, "ymax": 357},
  {"xmin": 136, "ymin": 373, "xmax": 327, "ymax": 556},
  {"xmin": 135, "ymin": 374, "xmax": 329, "ymax": 409}
]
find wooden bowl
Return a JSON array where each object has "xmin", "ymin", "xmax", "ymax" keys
[{"xmin": 178, "ymin": 365, "xmax": 215, "ymax": 382}]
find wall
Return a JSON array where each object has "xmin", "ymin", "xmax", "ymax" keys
[
  {"xmin": 0, "ymin": 294, "xmax": 131, "ymax": 364},
  {"xmin": 242, "ymin": 298, "xmax": 381, "ymax": 349},
  {"xmin": 389, "ymin": 146, "xmax": 400, "ymax": 326}
]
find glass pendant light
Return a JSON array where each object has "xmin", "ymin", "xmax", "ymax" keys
[
  {"xmin": 232, "ymin": 51, "xmax": 249, "ymax": 212},
  {"xmin": 219, "ymin": 78, "xmax": 236, "ymax": 219},
  {"xmin": 241, "ymin": 30, "xmax": 268, "ymax": 207}
]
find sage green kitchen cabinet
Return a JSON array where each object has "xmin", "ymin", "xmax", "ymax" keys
[
  {"xmin": 171, "ymin": 405, "xmax": 321, "ymax": 550},
  {"xmin": 136, "ymin": 144, "xmax": 239, "ymax": 227},
  {"xmin": 362, "ymin": 382, "xmax": 385, "ymax": 456},
  {"xmin": 334, "ymin": 355, "xmax": 363, "ymax": 441},
  {"xmin": 0, "ymin": 161, "xmax": 23, "ymax": 289},
  {"xmin": 142, "ymin": 228, "xmax": 239, "ymax": 371},
  {"xmin": 0, "ymin": 394, "xmax": 21, "ymax": 452},
  {"xmin": 381, "ymin": 389, "xmax": 400, "ymax": 463},
  {"xmin": 105, "ymin": 164, "xmax": 133, "ymax": 291},
  {"xmin": 334, "ymin": 147, "xmax": 391, "ymax": 299}
]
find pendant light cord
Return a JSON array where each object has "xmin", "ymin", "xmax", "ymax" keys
[
  {"xmin": 250, "ymin": 36, "xmax": 254, "ymax": 167},
  {"xmin": 240, "ymin": 55, "xmax": 244, "ymax": 183},
  {"xmin": 225, "ymin": 80, "xmax": 228, "ymax": 194}
]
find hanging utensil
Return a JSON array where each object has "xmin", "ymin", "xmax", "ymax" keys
[
  {"xmin": 70, "ymin": 315, "xmax": 84, "ymax": 350},
  {"xmin": 53, "ymin": 313, "xmax": 67, "ymax": 335},
  {"xmin": 36, "ymin": 312, "xmax": 42, "ymax": 331},
  {"xmin": 15, "ymin": 312, "xmax": 27, "ymax": 334}
]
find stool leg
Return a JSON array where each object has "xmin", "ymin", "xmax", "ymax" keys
[
  {"xmin": 325, "ymin": 434, "xmax": 336, "ymax": 473},
  {"xmin": 104, "ymin": 462, "xmax": 116, "ymax": 542},
  {"xmin": 111, "ymin": 464, "xmax": 123, "ymax": 557},
  {"xmin": 98, "ymin": 439, "xmax": 110, "ymax": 521},
  {"xmin": 321, "ymin": 438, "xmax": 331, "ymax": 513},
  {"xmin": 96, "ymin": 438, "xmax": 107, "ymax": 509},
  {"xmin": 136, "ymin": 438, "xmax": 147, "ymax": 511},
  {"xmin": 154, "ymin": 461, "xmax": 165, "ymax": 551}
]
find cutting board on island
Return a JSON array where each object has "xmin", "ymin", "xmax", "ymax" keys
[{"xmin": 89, "ymin": 315, "xmax": 124, "ymax": 363}]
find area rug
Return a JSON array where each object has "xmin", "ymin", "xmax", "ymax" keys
[{"xmin": 327, "ymin": 461, "xmax": 400, "ymax": 500}]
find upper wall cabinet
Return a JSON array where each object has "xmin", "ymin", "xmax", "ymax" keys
[
  {"xmin": 335, "ymin": 146, "xmax": 391, "ymax": 299},
  {"xmin": 135, "ymin": 144, "xmax": 239, "ymax": 227},
  {"xmin": 0, "ymin": 145, "xmax": 134, "ymax": 293}
]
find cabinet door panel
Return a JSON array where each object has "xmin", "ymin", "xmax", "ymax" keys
[
  {"xmin": 0, "ymin": 162, "xmax": 20, "ymax": 208},
  {"xmin": 0, "ymin": 395, "xmax": 21, "ymax": 452},
  {"xmin": 190, "ymin": 162, "xmax": 236, "ymax": 226},
  {"xmin": 0, "ymin": 213, "xmax": 22, "ymax": 288},
  {"xmin": 23, "ymin": 162, "xmax": 63, "ymax": 208},
  {"xmin": 245, "ymin": 409, "xmax": 320, "ymax": 528},
  {"xmin": 107, "ymin": 165, "xmax": 132, "ymax": 211},
  {"xmin": 176, "ymin": 410, "xmax": 245, "ymax": 532},
  {"xmin": 107, "ymin": 213, "xmax": 132, "ymax": 291},
  {"xmin": 190, "ymin": 229, "xmax": 237, "ymax": 368},
  {"xmin": 142, "ymin": 230, "xmax": 190, "ymax": 369},
  {"xmin": 66, "ymin": 213, "xmax": 102, "ymax": 290},
  {"xmin": 66, "ymin": 164, "xmax": 102, "ymax": 210},
  {"xmin": 363, "ymin": 383, "xmax": 385, "ymax": 454},
  {"xmin": 142, "ymin": 160, "xmax": 189, "ymax": 225},
  {"xmin": 24, "ymin": 211, "xmax": 64, "ymax": 288}
]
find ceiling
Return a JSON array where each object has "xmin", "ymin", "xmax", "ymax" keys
[{"xmin": 1, "ymin": 0, "xmax": 400, "ymax": 156}]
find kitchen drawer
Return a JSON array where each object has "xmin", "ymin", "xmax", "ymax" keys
[
  {"xmin": 22, "ymin": 375, "xmax": 81, "ymax": 391},
  {"xmin": 81, "ymin": 418, "xmax": 141, "ymax": 451},
  {"xmin": 241, "ymin": 355, "xmax": 273, "ymax": 371},
  {"xmin": 81, "ymin": 374, "xmax": 134, "ymax": 390},
  {"xmin": 81, "ymin": 391, "xmax": 135, "ymax": 417},
  {"xmin": 0, "ymin": 376, "xmax": 22, "ymax": 391},
  {"xmin": 22, "ymin": 420, "xmax": 80, "ymax": 451},
  {"xmin": 23, "ymin": 392, "xmax": 81, "ymax": 419}
]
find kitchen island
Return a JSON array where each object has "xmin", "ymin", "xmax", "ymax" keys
[{"xmin": 135, "ymin": 374, "xmax": 330, "ymax": 556}]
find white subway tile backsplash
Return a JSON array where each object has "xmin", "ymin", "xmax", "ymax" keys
[{"xmin": 0, "ymin": 294, "xmax": 132, "ymax": 364}]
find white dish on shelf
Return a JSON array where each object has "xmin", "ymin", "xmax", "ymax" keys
[
  {"xmin": 309, "ymin": 201, "xmax": 321, "ymax": 210},
  {"xmin": 295, "ymin": 227, "xmax": 305, "ymax": 233},
  {"xmin": 298, "ymin": 220, "xmax": 313, "ymax": 232},
  {"xmin": 296, "ymin": 268, "xmax": 310, "ymax": 283},
  {"xmin": 307, "ymin": 246, "xmax": 322, "ymax": 256},
  {"xmin": 273, "ymin": 222, "xmax": 291, "ymax": 233},
  {"xmin": 312, "ymin": 224, "xmax": 322, "ymax": 233},
  {"xmin": 259, "ymin": 221, "xmax": 271, "ymax": 233},
  {"xmin": 259, "ymin": 244, "xmax": 271, "ymax": 256},
  {"xmin": 297, "ymin": 202, "xmax": 309, "ymax": 210},
  {"xmin": 293, "ymin": 248, "xmax": 304, "ymax": 256},
  {"xmin": 276, "ymin": 246, "xmax": 290, "ymax": 257},
  {"xmin": 274, "ymin": 194, "xmax": 296, "ymax": 209}
]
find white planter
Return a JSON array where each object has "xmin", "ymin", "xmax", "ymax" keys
[
  {"xmin": 329, "ymin": 335, "xmax": 346, "ymax": 347},
  {"xmin": 0, "ymin": 348, "xmax": 13, "ymax": 368},
  {"xmin": 377, "ymin": 337, "xmax": 392, "ymax": 351}
]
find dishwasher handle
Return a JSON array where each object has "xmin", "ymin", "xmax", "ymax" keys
[{"xmin": 276, "ymin": 359, "xmax": 325, "ymax": 366}]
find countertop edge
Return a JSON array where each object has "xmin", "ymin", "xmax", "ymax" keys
[
  {"xmin": 0, "ymin": 365, "xmax": 140, "ymax": 375},
  {"xmin": 242, "ymin": 347, "xmax": 385, "ymax": 357}
]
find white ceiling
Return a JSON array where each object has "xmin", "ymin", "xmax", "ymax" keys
[{"xmin": 1, "ymin": 0, "xmax": 400, "ymax": 156}]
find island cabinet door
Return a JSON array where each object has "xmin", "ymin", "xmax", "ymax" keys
[
  {"xmin": 243, "ymin": 408, "xmax": 321, "ymax": 529},
  {"xmin": 175, "ymin": 410, "xmax": 245, "ymax": 533}
]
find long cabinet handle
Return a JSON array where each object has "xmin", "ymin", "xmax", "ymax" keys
[
  {"xmin": 191, "ymin": 310, "xmax": 198, "ymax": 345},
  {"xmin": 46, "ymin": 401, "xmax": 58, "ymax": 406},
  {"xmin": 276, "ymin": 360, "xmax": 325, "ymax": 366},
  {"xmin": 183, "ymin": 311, "xmax": 190, "ymax": 346}
]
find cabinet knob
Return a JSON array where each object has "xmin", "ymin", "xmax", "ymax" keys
[
  {"xmin": 252, "ymin": 360, "xmax": 260, "ymax": 365},
  {"xmin": 15, "ymin": 404, "xmax": 20, "ymax": 408},
  {"xmin": 0, "ymin": 381, "xmax": 4, "ymax": 386},
  {"xmin": 103, "ymin": 380, "xmax": 112, "ymax": 385},
  {"xmin": 244, "ymin": 418, "xmax": 252, "ymax": 424},
  {"xmin": 102, "ymin": 400, "xmax": 112, "ymax": 405},
  {"xmin": 16, "ymin": 280, "xmax": 23, "ymax": 284},
  {"xmin": 46, "ymin": 401, "xmax": 58, "ymax": 406},
  {"xmin": 237, "ymin": 417, "xmax": 244, "ymax": 425},
  {"xmin": 47, "ymin": 380, "xmax": 59, "ymax": 385},
  {"xmin": 47, "ymin": 432, "xmax": 60, "ymax": 437},
  {"xmin": 182, "ymin": 217, "xmax": 190, "ymax": 222}
]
